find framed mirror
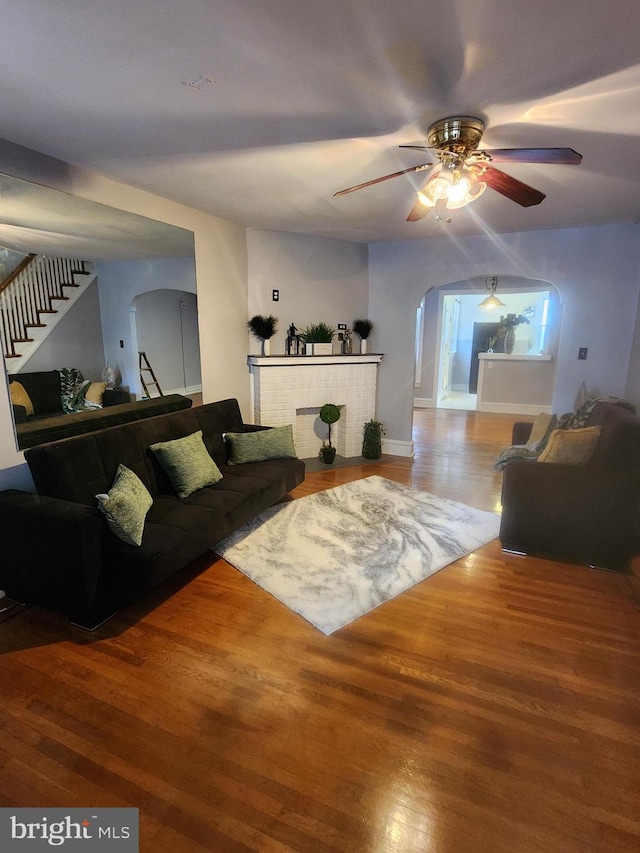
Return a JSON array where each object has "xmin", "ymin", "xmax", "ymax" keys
[{"xmin": 0, "ymin": 173, "xmax": 198, "ymax": 450}]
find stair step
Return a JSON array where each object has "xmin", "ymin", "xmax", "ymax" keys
[
  {"xmin": 12, "ymin": 337, "xmax": 33, "ymax": 343},
  {"xmin": 50, "ymin": 296, "xmax": 70, "ymax": 301},
  {"xmin": 5, "ymin": 353, "xmax": 21, "ymax": 358},
  {"xmin": 61, "ymin": 282, "xmax": 80, "ymax": 287},
  {"xmin": 37, "ymin": 309, "xmax": 58, "ymax": 314},
  {"xmin": 25, "ymin": 323, "xmax": 47, "ymax": 328}
]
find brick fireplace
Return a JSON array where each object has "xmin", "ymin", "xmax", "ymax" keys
[{"xmin": 247, "ymin": 354, "xmax": 383, "ymax": 458}]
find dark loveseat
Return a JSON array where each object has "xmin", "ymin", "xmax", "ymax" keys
[
  {"xmin": 0, "ymin": 398, "xmax": 305, "ymax": 628},
  {"xmin": 500, "ymin": 400, "xmax": 640, "ymax": 570},
  {"xmin": 9, "ymin": 369, "xmax": 191, "ymax": 448}
]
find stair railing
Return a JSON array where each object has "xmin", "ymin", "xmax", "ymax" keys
[{"xmin": 0, "ymin": 255, "xmax": 90, "ymax": 359}]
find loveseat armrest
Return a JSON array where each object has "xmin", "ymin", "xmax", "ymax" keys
[
  {"xmin": 500, "ymin": 462, "xmax": 640, "ymax": 570},
  {"xmin": 0, "ymin": 490, "xmax": 109, "ymax": 627},
  {"xmin": 512, "ymin": 421, "xmax": 533, "ymax": 445},
  {"xmin": 103, "ymin": 388, "xmax": 131, "ymax": 406}
]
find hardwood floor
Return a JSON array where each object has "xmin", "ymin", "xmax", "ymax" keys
[{"xmin": 1, "ymin": 408, "xmax": 639, "ymax": 852}]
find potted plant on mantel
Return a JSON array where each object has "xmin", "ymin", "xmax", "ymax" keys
[
  {"xmin": 353, "ymin": 318, "xmax": 373, "ymax": 354},
  {"xmin": 300, "ymin": 322, "xmax": 335, "ymax": 356},
  {"xmin": 319, "ymin": 403, "xmax": 341, "ymax": 463},
  {"xmin": 247, "ymin": 314, "xmax": 278, "ymax": 356}
]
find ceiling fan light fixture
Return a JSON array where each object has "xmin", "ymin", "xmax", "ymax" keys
[{"xmin": 417, "ymin": 161, "xmax": 486, "ymax": 211}]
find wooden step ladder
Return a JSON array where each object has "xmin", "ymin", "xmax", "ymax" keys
[{"xmin": 139, "ymin": 352, "xmax": 163, "ymax": 397}]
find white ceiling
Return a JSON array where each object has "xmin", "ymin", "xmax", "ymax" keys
[{"xmin": 1, "ymin": 0, "xmax": 640, "ymax": 244}]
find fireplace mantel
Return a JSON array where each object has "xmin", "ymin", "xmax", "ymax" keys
[
  {"xmin": 247, "ymin": 353, "xmax": 384, "ymax": 458},
  {"xmin": 248, "ymin": 354, "xmax": 383, "ymax": 367}
]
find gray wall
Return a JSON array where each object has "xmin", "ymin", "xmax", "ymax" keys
[
  {"xmin": 20, "ymin": 279, "xmax": 106, "ymax": 378},
  {"xmin": 247, "ymin": 229, "xmax": 369, "ymax": 353},
  {"xmin": 136, "ymin": 289, "xmax": 201, "ymax": 394},
  {"xmin": 370, "ymin": 225, "xmax": 640, "ymax": 447},
  {"xmin": 96, "ymin": 256, "xmax": 198, "ymax": 396}
]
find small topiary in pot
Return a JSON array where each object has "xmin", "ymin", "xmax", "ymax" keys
[{"xmin": 319, "ymin": 403, "xmax": 341, "ymax": 463}]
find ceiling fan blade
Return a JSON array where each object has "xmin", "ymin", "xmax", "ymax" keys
[
  {"xmin": 483, "ymin": 166, "xmax": 546, "ymax": 206},
  {"xmin": 406, "ymin": 197, "xmax": 431, "ymax": 222},
  {"xmin": 484, "ymin": 148, "xmax": 582, "ymax": 165},
  {"xmin": 334, "ymin": 163, "xmax": 433, "ymax": 196}
]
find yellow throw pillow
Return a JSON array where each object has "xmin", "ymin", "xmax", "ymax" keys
[
  {"xmin": 9, "ymin": 381, "xmax": 34, "ymax": 417},
  {"xmin": 537, "ymin": 426, "xmax": 601, "ymax": 465},
  {"xmin": 84, "ymin": 381, "xmax": 107, "ymax": 405}
]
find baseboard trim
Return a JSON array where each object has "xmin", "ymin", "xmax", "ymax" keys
[
  {"xmin": 165, "ymin": 384, "xmax": 203, "ymax": 396},
  {"xmin": 413, "ymin": 397, "xmax": 433, "ymax": 409},
  {"xmin": 477, "ymin": 402, "xmax": 552, "ymax": 416},
  {"xmin": 382, "ymin": 438, "xmax": 414, "ymax": 458}
]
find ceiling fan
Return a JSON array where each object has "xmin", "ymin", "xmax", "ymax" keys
[{"xmin": 334, "ymin": 116, "xmax": 582, "ymax": 222}]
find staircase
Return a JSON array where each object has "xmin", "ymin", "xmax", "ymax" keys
[{"xmin": 0, "ymin": 254, "xmax": 96, "ymax": 374}]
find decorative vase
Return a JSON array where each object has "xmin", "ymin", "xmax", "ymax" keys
[
  {"xmin": 262, "ymin": 338, "xmax": 271, "ymax": 356},
  {"xmin": 320, "ymin": 446, "xmax": 336, "ymax": 464},
  {"xmin": 504, "ymin": 329, "xmax": 515, "ymax": 354},
  {"xmin": 360, "ymin": 338, "xmax": 368, "ymax": 354},
  {"xmin": 101, "ymin": 362, "xmax": 116, "ymax": 389}
]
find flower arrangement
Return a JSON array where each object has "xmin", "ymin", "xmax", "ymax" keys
[{"xmin": 500, "ymin": 313, "xmax": 530, "ymax": 330}]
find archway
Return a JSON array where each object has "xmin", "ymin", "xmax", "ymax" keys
[
  {"xmin": 133, "ymin": 289, "xmax": 201, "ymax": 398},
  {"xmin": 413, "ymin": 275, "xmax": 562, "ymax": 415}
]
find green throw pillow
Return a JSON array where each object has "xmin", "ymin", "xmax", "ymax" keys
[
  {"xmin": 96, "ymin": 464, "xmax": 153, "ymax": 547},
  {"xmin": 150, "ymin": 430, "xmax": 223, "ymax": 498},
  {"xmin": 226, "ymin": 424, "xmax": 297, "ymax": 465}
]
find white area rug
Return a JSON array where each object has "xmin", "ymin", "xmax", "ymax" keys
[{"xmin": 215, "ymin": 476, "xmax": 500, "ymax": 635}]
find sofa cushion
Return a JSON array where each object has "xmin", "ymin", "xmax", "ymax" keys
[
  {"xmin": 526, "ymin": 412, "xmax": 557, "ymax": 449},
  {"xmin": 150, "ymin": 430, "xmax": 223, "ymax": 498},
  {"xmin": 9, "ymin": 381, "xmax": 34, "ymax": 417},
  {"xmin": 226, "ymin": 424, "xmax": 297, "ymax": 464},
  {"xmin": 14, "ymin": 369, "xmax": 62, "ymax": 416},
  {"xmin": 96, "ymin": 463, "xmax": 153, "ymax": 546},
  {"xmin": 537, "ymin": 426, "xmax": 601, "ymax": 466},
  {"xmin": 84, "ymin": 381, "xmax": 107, "ymax": 406}
]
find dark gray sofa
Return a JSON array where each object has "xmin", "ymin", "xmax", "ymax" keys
[
  {"xmin": 9, "ymin": 369, "xmax": 194, "ymax": 449},
  {"xmin": 500, "ymin": 401, "xmax": 640, "ymax": 570},
  {"xmin": 0, "ymin": 398, "xmax": 305, "ymax": 628}
]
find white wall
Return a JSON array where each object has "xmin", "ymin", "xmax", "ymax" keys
[
  {"xmin": 247, "ymin": 229, "xmax": 369, "ymax": 353},
  {"xmin": 370, "ymin": 225, "xmax": 640, "ymax": 446},
  {"xmin": 0, "ymin": 139, "xmax": 248, "ymax": 491}
]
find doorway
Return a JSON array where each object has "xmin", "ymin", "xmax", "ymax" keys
[{"xmin": 415, "ymin": 278, "xmax": 557, "ymax": 414}]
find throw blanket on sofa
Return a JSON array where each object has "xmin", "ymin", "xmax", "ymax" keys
[
  {"xmin": 59, "ymin": 368, "xmax": 101, "ymax": 414},
  {"xmin": 494, "ymin": 396, "xmax": 636, "ymax": 471}
]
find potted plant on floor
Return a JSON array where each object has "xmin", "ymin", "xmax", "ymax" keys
[
  {"xmin": 319, "ymin": 403, "xmax": 341, "ymax": 463},
  {"xmin": 300, "ymin": 322, "xmax": 335, "ymax": 356},
  {"xmin": 247, "ymin": 314, "xmax": 278, "ymax": 355},
  {"xmin": 362, "ymin": 419, "xmax": 385, "ymax": 459},
  {"xmin": 353, "ymin": 318, "xmax": 373, "ymax": 354}
]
